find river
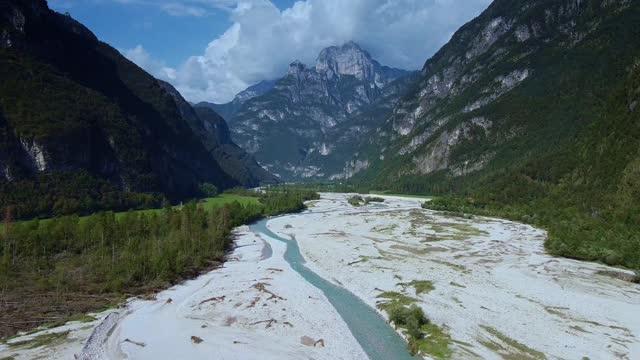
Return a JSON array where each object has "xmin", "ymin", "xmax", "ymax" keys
[
  {"xmin": 2, "ymin": 193, "xmax": 639, "ymax": 360},
  {"xmin": 251, "ymin": 220, "xmax": 417, "ymax": 360}
]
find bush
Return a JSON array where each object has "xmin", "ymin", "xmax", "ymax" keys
[
  {"xmin": 388, "ymin": 304, "xmax": 430, "ymax": 355},
  {"xmin": 348, "ymin": 195, "xmax": 365, "ymax": 206},
  {"xmin": 348, "ymin": 196, "xmax": 385, "ymax": 207},
  {"xmin": 388, "ymin": 304, "xmax": 429, "ymax": 336}
]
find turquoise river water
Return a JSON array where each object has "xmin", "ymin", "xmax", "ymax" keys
[{"xmin": 250, "ymin": 218, "xmax": 417, "ymax": 360}]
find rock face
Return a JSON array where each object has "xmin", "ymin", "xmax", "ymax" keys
[
  {"xmin": 219, "ymin": 41, "xmax": 416, "ymax": 181},
  {"xmin": 352, "ymin": 0, "xmax": 640, "ymax": 190},
  {"xmin": 0, "ymin": 0, "xmax": 276, "ymax": 217},
  {"xmin": 315, "ymin": 41, "xmax": 406, "ymax": 84}
]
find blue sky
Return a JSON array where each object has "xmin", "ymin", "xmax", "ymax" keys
[
  {"xmin": 49, "ymin": 0, "xmax": 297, "ymax": 67},
  {"xmin": 48, "ymin": 0, "xmax": 491, "ymax": 103}
]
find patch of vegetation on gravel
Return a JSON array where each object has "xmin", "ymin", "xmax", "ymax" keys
[
  {"xmin": 479, "ymin": 325, "xmax": 546, "ymax": 360},
  {"xmin": 398, "ymin": 280, "xmax": 435, "ymax": 295},
  {"xmin": 376, "ymin": 291, "xmax": 452, "ymax": 358}
]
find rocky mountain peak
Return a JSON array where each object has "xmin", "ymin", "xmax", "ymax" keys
[
  {"xmin": 315, "ymin": 41, "xmax": 377, "ymax": 81},
  {"xmin": 226, "ymin": 41, "xmax": 415, "ymax": 182},
  {"xmin": 288, "ymin": 60, "xmax": 307, "ymax": 76}
]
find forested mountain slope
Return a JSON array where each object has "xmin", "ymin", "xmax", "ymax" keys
[
  {"xmin": 0, "ymin": 0, "xmax": 273, "ymax": 218},
  {"xmin": 160, "ymin": 82, "xmax": 279, "ymax": 187},
  {"xmin": 353, "ymin": 0, "xmax": 640, "ymax": 268}
]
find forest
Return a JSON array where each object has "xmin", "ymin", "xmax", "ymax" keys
[
  {"xmin": 0, "ymin": 188, "xmax": 319, "ymax": 337},
  {"xmin": 0, "ymin": 171, "xmax": 165, "ymax": 220}
]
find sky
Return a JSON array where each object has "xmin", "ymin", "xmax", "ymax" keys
[{"xmin": 49, "ymin": 0, "xmax": 492, "ymax": 104}]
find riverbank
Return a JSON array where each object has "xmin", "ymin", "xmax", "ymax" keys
[
  {"xmin": 0, "ymin": 190, "xmax": 318, "ymax": 339},
  {"xmin": 0, "ymin": 224, "xmax": 367, "ymax": 359}
]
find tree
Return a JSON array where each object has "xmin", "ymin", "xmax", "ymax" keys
[{"xmin": 199, "ymin": 183, "xmax": 218, "ymax": 198}]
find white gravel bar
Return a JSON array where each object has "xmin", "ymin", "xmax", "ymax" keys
[{"xmin": 268, "ymin": 193, "xmax": 640, "ymax": 359}]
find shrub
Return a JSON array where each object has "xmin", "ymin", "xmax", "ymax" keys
[
  {"xmin": 388, "ymin": 304, "xmax": 430, "ymax": 335},
  {"xmin": 348, "ymin": 195, "xmax": 365, "ymax": 206}
]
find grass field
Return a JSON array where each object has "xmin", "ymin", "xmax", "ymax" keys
[{"xmin": 200, "ymin": 194, "xmax": 261, "ymax": 209}]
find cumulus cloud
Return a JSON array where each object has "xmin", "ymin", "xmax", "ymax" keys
[
  {"xmin": 127, "ymin": 0, "xmax": 492, "ymax": 103},
  {"xmin": 123, "ymin": 45, "xmax": 177, "ymax": 81},
  {"xmin": 161, "ymin": 3, "xmax": 208, "ymax": 17}
]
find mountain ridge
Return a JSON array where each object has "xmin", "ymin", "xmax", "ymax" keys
[{"xmin": 352, "ymin": 0, "xmax": 638, "ymax": 184}]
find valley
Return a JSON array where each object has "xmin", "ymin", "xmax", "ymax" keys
[
  {"xmin": 1, "ymin": 0, "xmax": 639, "ymax": 358},
  {"xmin": 3, "ymin": 194, "xmax": 638, "ymax": 359},
  {"xmin": 203, "ymin": 42, "xmax": 417, "ymax": 181}
]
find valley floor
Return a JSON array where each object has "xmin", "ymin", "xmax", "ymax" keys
[
  {"xmin": 1, "ymin": 193, "xmax": 639, "ymax": 359},
  {"xmin": 268, "ymin": 194, "xmax": 640, "ymax": 359}
]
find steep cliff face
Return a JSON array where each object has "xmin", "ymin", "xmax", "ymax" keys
[
  {"xmin": 353, "ymin": 0, "xmax": 640, "ymax": 190},
  {"xmin": 0, "ymin": 0, "xmax": 271, "ymax": 217},
  {"xmin": 315, "ymin": 41, "xmax": 408, "ymax": 87},
  {"xmin": 226, "ymin": 41, "xmax": 415, "ymax": 181},
  {"xmin": 195, "ymin": 107, "xmax": 279, "ymax": 186}
]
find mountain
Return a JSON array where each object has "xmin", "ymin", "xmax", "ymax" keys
[
  {"xmin": 0, "ymin": 0, "xmax": 274, "ymax": 219},
  {"xmin": 195, "ymin": 79, "xmax": 277, "ymax": 122},
  {"xmin": 356, "ymin": 0, "xmax": 639, "ymax": 188},
  {"xmin": 218, "ymin": 41, "xmax": 416, "ymax": 181},
  {"xmin": 161, "ymin": 81, "xmax": 278, "ymax": 186},
  {"xmin": 352, "ymin": 0, "xmax": 640, "ymax": 268}
]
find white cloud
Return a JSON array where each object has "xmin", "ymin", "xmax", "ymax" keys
[
  {"xmin": 112, "ymin": 0, "xmax": 236, "ymax": 16},
  {"xmin": 123, "ymin": 45, "xmax": 177, "ymax": 81},
  {"xmin": 129, "ymin": 0, "xmax": 492, "ymax": 103},
  {"xmin": 161, "ymin": 3, "xmax": 207, "ymax": 17}
]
